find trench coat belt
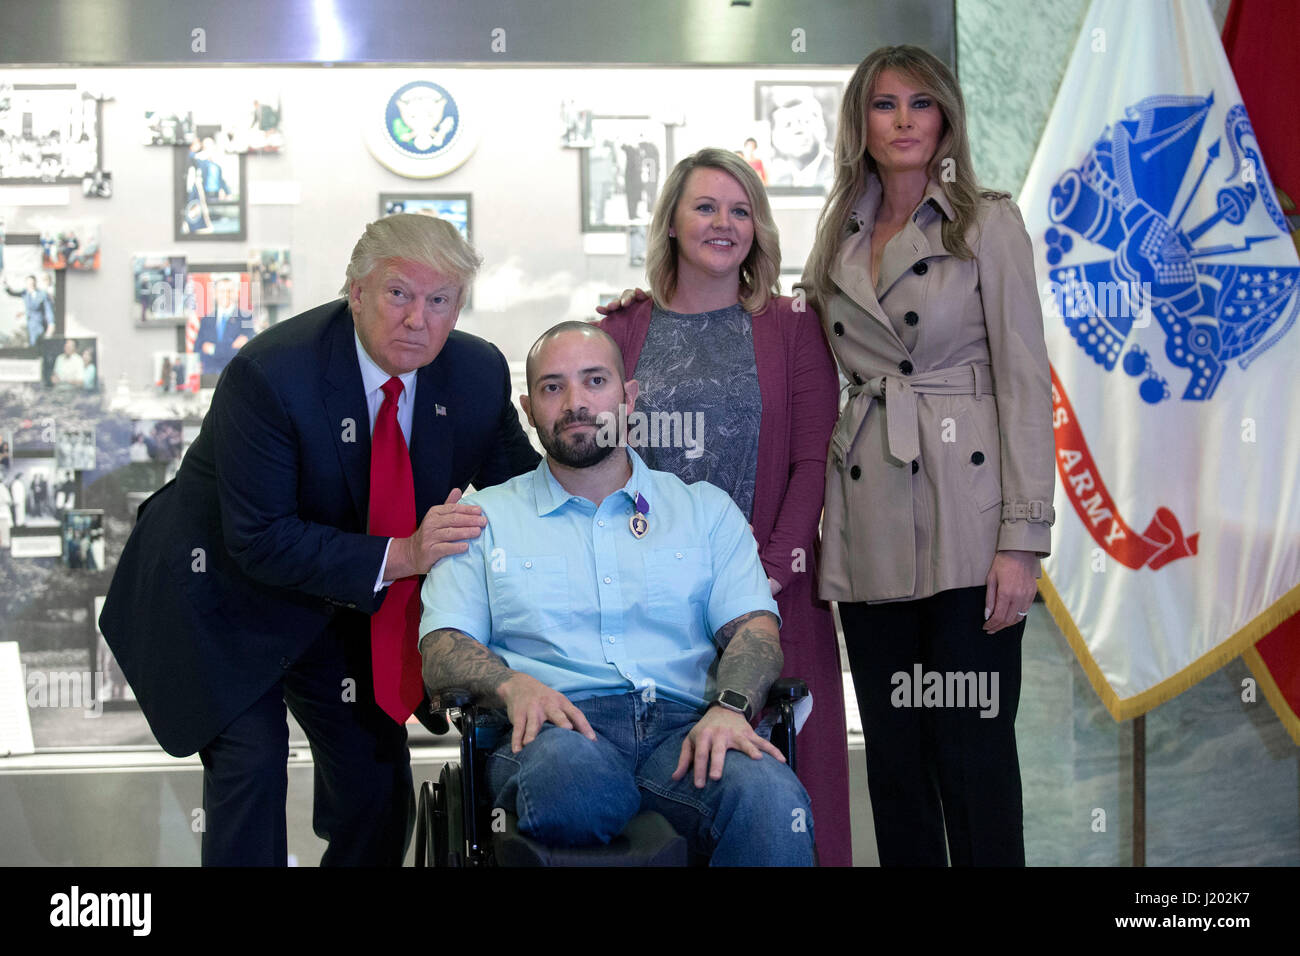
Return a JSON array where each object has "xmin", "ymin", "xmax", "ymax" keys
[{"xmin": 830, "ymin": 362, "xmax": 995, "ymax": 466}]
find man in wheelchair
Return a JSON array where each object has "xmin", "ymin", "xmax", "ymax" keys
[{"xmin": 417, "ymin": 321, "xmax": 814, "ymax": 866}]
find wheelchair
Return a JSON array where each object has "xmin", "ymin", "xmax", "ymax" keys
[{"xmin": 414, "ymin": 679, "xmax": 809, "ymax": 867}]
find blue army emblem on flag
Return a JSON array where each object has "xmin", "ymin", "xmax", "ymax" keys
[{"xmin": 1041, "ymin": 93, "xmax": 1300, "ymax": 404}]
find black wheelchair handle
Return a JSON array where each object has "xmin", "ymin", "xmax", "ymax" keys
[
  {"xmin": 429, "ymin": 687, "xmax": 476, "ymax": 712},
  {"xmin": 767, "ymin": 678, "xmax": 808, "ymax": 702}
]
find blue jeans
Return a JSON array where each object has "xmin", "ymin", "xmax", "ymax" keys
[{"xmin": 483, "ymin": 692, "xmax": 815, "ymax": 866}]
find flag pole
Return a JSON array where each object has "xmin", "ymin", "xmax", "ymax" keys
[{"xmin": 1132, "ymin": 714, "xmax": 1145, "ymax": 866}]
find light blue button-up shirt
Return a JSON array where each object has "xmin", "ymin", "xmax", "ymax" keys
[{"xmin": 419, "ymin": 448, "xmax": 778, "ymax": 712}]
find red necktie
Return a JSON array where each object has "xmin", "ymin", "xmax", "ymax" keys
[{"xmin": 369, "ymin": 377, "xmax": 423, "ymax": 724}]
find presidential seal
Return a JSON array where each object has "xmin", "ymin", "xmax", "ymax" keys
[{"xmin": 364, "ymin": 78, "xmax": 479, "ymax": 179}]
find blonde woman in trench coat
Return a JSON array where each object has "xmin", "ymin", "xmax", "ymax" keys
[{"xmin": 801, "ymin": 45, "xmax": 1056, "ymax": 866}]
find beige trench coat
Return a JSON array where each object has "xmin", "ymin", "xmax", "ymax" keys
[{"xmin": 813, "ymin": 176, "xmax": 1055, "ymax": 603}]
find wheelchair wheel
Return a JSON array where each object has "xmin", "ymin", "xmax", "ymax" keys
[
  {"xmin": 431, "ymin": 763, "xmax": 466, "ymax": 867},
  {"xmin": 414, "ymin": 780, "xmax": 437, "ymax": 867}
]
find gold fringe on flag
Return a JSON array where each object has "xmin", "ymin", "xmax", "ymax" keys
[{"xmin": 1038, "ymin": 574, "xmax": 1300, "ymax": 744}]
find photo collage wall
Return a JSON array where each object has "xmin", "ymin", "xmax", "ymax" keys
[
  {"xmin": 0, "ymin": 84, "xmax": 298, "ymax": 738},
  {"xmin": 0, "ymin": 70, "xmax": 845, "ymax": 747}
]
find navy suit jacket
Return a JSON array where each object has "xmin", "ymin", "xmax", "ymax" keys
[
  {"xmin": 194, "ymin": 307, "xmax": 252, "ymax": 373},
  {"xmin": 100, "ymin": 299, "xmax": 539, "ymax": 756}
]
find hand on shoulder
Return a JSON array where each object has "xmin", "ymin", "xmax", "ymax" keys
[{"xmin": 594, "ymin": 288, "xmax": 650, "ymax": 316}]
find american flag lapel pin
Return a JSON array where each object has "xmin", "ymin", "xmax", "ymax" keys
[{"xmin": 435, "ymin": 404, "xmax": 447, "ymax": 416}]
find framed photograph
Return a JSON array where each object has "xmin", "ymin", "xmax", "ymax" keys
[
  {"xmin": 581, "ymin": 117, "xmax": 669, "ymax": 232},
  {"xmin": 247, "ymin": 247, "xmax": 292, "ymax": 307},
  {"xmin": 82, "ymin": 169, "xmax": 112, "ymax": 199},
  {"xmin": 133, "ymin": 254, "xmax": 188, "ymax": 324},
  {"xmin": 142, "ymin": 107, "xmax": 195, "ymax": 146},
  {"xmin": 379, "ymin": 193, "xmax": 471, "ymax": 238},
  {"xmin": 40, "ymin": 224, "xmax": 101, "ymax": 272},
  {"xmin": 10, "ymin": 420, "xmax": 55, "ymax": 455},
  {"xmin": 754, "ymin": 82, "xmax": 842, "ymax": 194},
  {"xmin": 1, "ymin": 236, "xmax": 64, "ymax": 354},
  {"xmin": 128, "ymin": 420, "xmax": 183, "ymax": 465},
  {"xmin": 9, "ymin": 452, "xmax": 59, "ymax": 528},
  {"xmin": 0, "ymin": 84, "xmax": 102, "ymax": 184},
  {"xmin": 61, "ymin": 509, "xmax": 104, "ymax": 571},
  {"xmin": 736, "ymin": 133, "xmax": 770, "ymax": 187},
  {"xmin": 56, "ymin": 426, "xmax": 97, "ymax": 471},
  {"xmin": 53, "ymin": 468, "xmax": 80, "ymax": 513},
  {"xmin": 175, "ymin": 125, "xmax": 247, "ymax": 240},
  {"xmin": 41, "ymin": 336, "xmax": 98, "ymax": 391},
  {"xmin": 223, "ymin": 96, "xmax": 284, "ymax": 154},
  {"xmin": 152, "ymin": 350, "xmax": 200, "ymax": 394},
  {"xmin": 560, "ymin": 99, "xmax": 593, "ymax": 148},
  {"xmin": 179, "ymin": 262, "xmax": 280, "ymax": 383},
  {"xmin": 93, "ymin": 596, "xmax": 137, "ymax": 708},
  {"xmin": 163, "ymin": 423, "xmax": 201, "ymax": 483}
]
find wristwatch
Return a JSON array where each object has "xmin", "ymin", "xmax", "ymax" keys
[{"xmin": 712, "ymin": 689, "xmax": 752, "ymax": 722}]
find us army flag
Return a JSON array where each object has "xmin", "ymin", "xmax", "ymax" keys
[{"xmin": 1019, "ymin": 0, "xmax": 1300, "ymax": 737}]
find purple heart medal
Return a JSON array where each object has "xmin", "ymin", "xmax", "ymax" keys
[{"xmin": 629, "ymin": 491, "xmax": 650, "ymax": 539}]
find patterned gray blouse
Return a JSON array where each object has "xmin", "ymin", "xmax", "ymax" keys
[{"xmin": 632, "ymin": 303, "xmax": 762, "ymax": 520}]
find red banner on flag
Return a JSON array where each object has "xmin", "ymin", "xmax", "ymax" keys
[{"xmin": 1051, "ymin": 367, "xmax": 1200, "ymax": 572}]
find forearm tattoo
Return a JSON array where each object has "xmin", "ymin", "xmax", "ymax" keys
[
  {"xmin": 714, "ymin": 611, "xmax": 783, "ymax": 706},
  {"xmin": 419, "ymin": 627, "xmax": 514, "ymax": 706}
]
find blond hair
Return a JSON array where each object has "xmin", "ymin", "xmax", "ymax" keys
[
  {"xmin": 803, "ymin": 45, "xmax": 1005, "ymax": 312},
  {"xmin": 647, "ymin": 148, "xmax": 782, "ymax": 314},
  {"xmin": 340, "ymin": 213, "xmax": 482, "ymax": 308}
]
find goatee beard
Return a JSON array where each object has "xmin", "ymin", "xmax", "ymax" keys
[{"xmin": 541, "ymin": 416, "xmax": 617, "ymax": 469}]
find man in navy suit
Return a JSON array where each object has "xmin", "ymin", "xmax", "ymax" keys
[
  {"xmin": 193, "ymin": 277, "xmax": 251, "ymax": 375},
  {"xmin": 99, "ymin": 214, "xmax": 539, "ymax": 866}
]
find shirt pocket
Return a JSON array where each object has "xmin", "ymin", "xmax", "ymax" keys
[
  {"xmin": 492, "ymin": 554, "xmax": 572, "ymax": 635},
  {"xmin": 642, "ymin": 547, "xmax": 709, "ymax": 630}
]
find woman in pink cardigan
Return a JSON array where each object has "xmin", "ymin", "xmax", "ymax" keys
[{"xmin": 597, "ymin": 147, "xmax": 851, "ymax": 866}]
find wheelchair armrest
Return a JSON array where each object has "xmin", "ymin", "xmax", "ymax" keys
[
  {"xmin": 416, "ymin": 687, "xmax": 480, "ymax": 737},
  {"xmin": 421, "ymin": 687, "xmax": 491, "ymax": 863},
  {"xmin": 761, "ymin": 678, "xmax": 808, "ymax": 775},
  {"xmin": 765, "ymin": 678, "xmax": 808, "ymax": 706},
  {"xmin": 429, "ymin": 687, "xmax": 476, "ymax": 713}
]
